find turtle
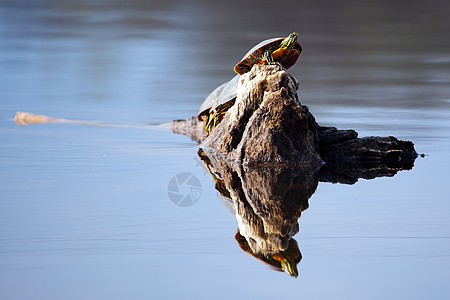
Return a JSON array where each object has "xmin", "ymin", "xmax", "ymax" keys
[
  {"xmin": 197, "ymin": 75, "xmax": 240, "ymax": 135},
  {"xmin": 234, "ymin": 32, "xmax": 302, "ymax": 75},
  {"xmin": 198, "ymin": 32, "xmax": 302, "ymax": 135}
]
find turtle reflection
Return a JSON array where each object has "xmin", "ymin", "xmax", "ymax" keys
[
  {"xmin": 235, "ymin": 231, "xmax": 302, "ymax": 277},
  {"xmin": 198, "ymin": 149, "xmax": 318, "ymax": 277}
]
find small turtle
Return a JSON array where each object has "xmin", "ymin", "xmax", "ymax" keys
[
  {"xmin": 198, "ymin": 32, "xmax": 302, "ymax": 135},
  {"xmin": 197, "ymin": 75, "xmax": 240, "ymax": 135},
  {"xmin": 234, "ymin": 32, "xmax": 302, "ymax": 75}
]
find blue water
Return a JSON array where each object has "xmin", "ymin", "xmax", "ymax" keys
[{"xmin": 1, "ymin": 1, "xmax": 450, "ymax": 299}]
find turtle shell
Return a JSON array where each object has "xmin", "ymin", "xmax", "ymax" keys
[
  {"xmin": 197, "ymin": 75, "xmax": 240, "ymax": 120},
  {"xmin": 234, "ymin": 37, "xmax": 302, "ymax": 75},
  {"xmin": 197, "ymin": 81, "xmax": 227, "ymax": 121}
]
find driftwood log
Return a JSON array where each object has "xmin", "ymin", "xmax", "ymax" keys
[
  {"xmin": 168, "ymin": 64, "xmax": 417, "ymax": 276},
  {"xmin": 168, "ymin": 64, "xmax": 417, "ymax": 176}
]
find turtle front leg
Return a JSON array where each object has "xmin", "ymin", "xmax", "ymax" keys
[{"xmin": 263, "ymin": 50, "xmax": 280, "ymax": 66}]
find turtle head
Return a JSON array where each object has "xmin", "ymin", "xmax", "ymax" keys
[
  {"xmin": 279, "ymin": 258, "xmax": 299, "ymax": 278},
  {"xmin": 279, "ymin": 32, "xmax": 299, "ymax": 49}
]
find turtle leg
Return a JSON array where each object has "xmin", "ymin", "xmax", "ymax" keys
[
  {"xmin": 263, "ymin": 50, "xmax": 275, "ymax": 64},
  {"xmin": 205, "ymin": 111, "xmax": 221, "ymax": 135},
  {"xmin": 263, "ymin": 50, "xmax": 278, "ymax": 65},
  {"xmin": 205, "ymin": 116, "xmax": 213, "ymax": 135},
  {"xmin": 205, "ymin": 110, "xmax": 222, "ymax": 135},
  {"xmin": 204, "ymin": 98, "xmax": 236, "ymax": 135}
]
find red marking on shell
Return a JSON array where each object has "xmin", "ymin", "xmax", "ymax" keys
[{"xmin": 272, "ymin": 48, "xmax": 300, "ymax": 70}]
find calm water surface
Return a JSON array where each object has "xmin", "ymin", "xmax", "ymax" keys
[{"xmin": 1, "ymin": 1, "xmax": 450, "ymax": 299}]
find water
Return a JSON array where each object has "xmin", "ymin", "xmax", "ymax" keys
[{"xmin": 1, "ymin": 1, "xmax": 450, "ymax": 299}]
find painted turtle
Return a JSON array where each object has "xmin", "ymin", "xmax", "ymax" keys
[
  {"xmin": 234, "ymin": 32, "xmax": 302, "ymax": 75},
  {"xmin": 197, "ymin": 75, "xmax": 240, "ymax": 135},
  {"xmin": 198, "ymin": 32, "xmax": 302, "ymax": 135}
]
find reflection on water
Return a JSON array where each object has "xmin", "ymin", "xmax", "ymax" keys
[
  {"xmin": 198, "ymin": 149, "xmax": 316, "ymax": 277},
  {"xmin": 198, "ymin": 144, "xmax": 415, "ymax": 277}
]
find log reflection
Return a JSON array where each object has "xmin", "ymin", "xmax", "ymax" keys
[
  {"xmin": 198, "ymin": 148, "xmax": 318, "ymax": 277},
  {"xmin": 198, "ymin": 146, "xmax": 416, "ymax": 278}
]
